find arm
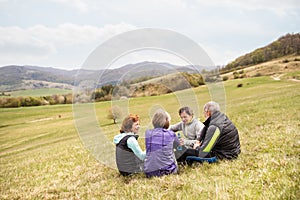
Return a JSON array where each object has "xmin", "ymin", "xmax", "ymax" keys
[
  {"xmin": 195, "ymin": 121, "xmax": 205, "ymax": 139},
  {"xmin": 127, "ymin": 136, "xmax": 146, "ymax": 161},
  {"xmin": 173, "ymin": 133, "xmax": 181, "ymax": 147},
  {"xmin": 183, "ymin": 121, "xmax": 204, "ymax": 147},
  {"xmin": 169, "ymin": 122, "xmax": 182, "ymax": 132},
  {"xmin": 196, "ymin": 125, "xmax": 220, "ymax": 158}
]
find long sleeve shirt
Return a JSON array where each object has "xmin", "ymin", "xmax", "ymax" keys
[{"xmin": 170, "ymin": 118, "xmax": 204, "ymax": 148}]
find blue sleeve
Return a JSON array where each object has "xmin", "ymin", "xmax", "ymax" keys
[{"xmin": 127, "ymin": 136, "xmax": 146, "ymax": 161}]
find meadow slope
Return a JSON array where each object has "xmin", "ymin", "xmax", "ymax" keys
[{"xmin": 0, "ymin": 76, "xmax": 299, "ymax": 199}]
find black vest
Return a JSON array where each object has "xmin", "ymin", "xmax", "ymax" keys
[{"xmin": 116, "ymin": 135, "xmax": 143, "ymax": 175}]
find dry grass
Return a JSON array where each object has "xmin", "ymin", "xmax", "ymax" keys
[
  {"xmin": 221, "ymin": 55, "xmax": 300, "ymax": 80},
  {"xmin": 1, "ymin": 76, "xmax": 299, "ymax": 199}
]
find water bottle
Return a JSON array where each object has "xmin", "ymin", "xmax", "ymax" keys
[{"xmin": 177, "ymin": 132, "xmax": 182, "ymax": 151}]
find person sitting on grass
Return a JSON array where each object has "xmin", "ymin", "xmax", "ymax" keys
[
  {"xmin": 169, "ymin": 106, "xmax": 204, "ymax": 162},
  {"xmin": 170, "ymin": 106, "xmax": 205, "ymax": 149},
  {"xmin": 177, "ymin": 101, "xmax": 241, "ymax": 162},
  {"xmin": 144, "ymin": 109, "xmax": 181, "ymax": 178},
  {"xmin": 113, "ymin": 114, "xmax": 146, "ymax": 176}
]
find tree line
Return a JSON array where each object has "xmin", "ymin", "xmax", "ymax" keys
[
  {"xmin": 222, "ymin": 33, "xmax": 300, "ymax": 73},
  {"xmin": 0, "ymin": 72, "xmax": 206, "ymax": 108},
  {"xmin": 0, "ymin": 94, "xmax": 73, "ymax": 108}
]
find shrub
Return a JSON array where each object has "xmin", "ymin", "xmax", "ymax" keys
[
  {"xmin": 233, "ymin": 71, "xmax": 240, "ymax": 79},
  {"xmin": 254, "ymin": 73, "xmax": 262, "ymax": 77},
  {"xmin": 223, "ymin": 76, "xmax": 229, "ymax": 81},
  {"xmin": 5, "ymin": 98, "xmax": 21, "ymax": 107},
  {"xmin": 282, "ymin": 59, "xmax": 289, "ymax": 63},
  {"xmin": 107, "ymin": 106, "xmax": 122, "ymax": 124},
  {"xmin": 294, "ymin": 58, "xmax": 300, "ymax": 61}
]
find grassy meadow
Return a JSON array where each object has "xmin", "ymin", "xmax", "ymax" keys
[
  {"xmin": 0, "ymin": 76, "xmax": 299, "ymax": 199},
  {"xmin": 3, "ymin": 88, "xmax": 72, "ymax": 97}
]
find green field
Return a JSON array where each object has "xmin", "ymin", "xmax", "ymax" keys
[
  {"xmin": 0, "ymin": 76, "xmax": 299, "ymax": 199},
  {"xmin": 2, "ymin": 88, "xmax": 72, "ymax": 98}
]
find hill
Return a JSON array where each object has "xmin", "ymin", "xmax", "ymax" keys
[
  {"xmin": 221, "ymin": 55, "xmax": 300, "ymax": 80},
  {"xmin": 1, "ymin": 33, "xmax": 299, "ymax": 94},
  {"xmin": 0, "ymin": 62, "xmax": 202, "ymax": 92},
  {"xmin": 127, "ymin": 55, "xmax": 299, "ymax": 97},
  {"xmin": 222, "ymin": 33, "xmax": 300, "ymax": 72}
]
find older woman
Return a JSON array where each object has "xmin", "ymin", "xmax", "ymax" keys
[
  {"xmin": 144, "ymin": 109, "xmax": 180, "ymax": 178},
  {"xmin": 113, "ymin": 114, "xmax": 146, "ymax": 176}
]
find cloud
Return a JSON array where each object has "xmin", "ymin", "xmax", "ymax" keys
[
  {"xmin": 28, "ymin": 23, "xmax": 136, "ymax": 45},
  {"xmin": 195, "ymin": 0, "xmax": 300, "ymax": 16},
  {"xmin": 0, "ymin": 23, "xmax": 136, "ymax": 67},
  {"xmin": 50, "ymin": 0, "xmax": 90, "ymax": 12},
  {"xmin": 0, "ymin": 26, "xmax": 56, "ymax": 62}
]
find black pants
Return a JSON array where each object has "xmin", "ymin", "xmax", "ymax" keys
[
  {"xmin": 175, "ymin": 148, "xmax": 215, "ymax": 163},
  {"xmin": 175, "ymin": 148, "xmax": 199, "ymax": 162}
]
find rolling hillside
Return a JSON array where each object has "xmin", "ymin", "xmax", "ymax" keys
[
  {"xmin": 1, "ymin": 33, "xmax": 299, "ymax": 94},
  {"xmin": 222, "ymin": 33, "xmax": 300, "ymax": 72},
  {"xmin": 221, "ymin": 55, "xmax": 300, "ymax": 80},
  {"xmin": 0, "ymin": 62, "xmax": 202, "ymax": 92}
]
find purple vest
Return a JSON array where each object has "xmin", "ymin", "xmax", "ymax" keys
[{"xmin": 144, "ymin": 128, "xmax": 179, "ymax": 177}]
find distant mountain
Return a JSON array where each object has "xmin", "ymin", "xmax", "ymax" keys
[
  {"xmin": 3, "ymin": 33, "xmax": 298, "ymax": 92},
  {"xmin": 0, "ymin": 62, "xmax": 203, "ymax": 92},
  {"xmin": 222, "ymin": 33, "xmax": 300, "ymax": 72}
]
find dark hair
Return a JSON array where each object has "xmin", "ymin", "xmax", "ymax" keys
[
  {"xmin": 120, "ymin": 114, "xmax": 140, "ymax": 133},
  {"xmin": 178, "ymin": 106, "xmax": 193, "ymax": 116}
]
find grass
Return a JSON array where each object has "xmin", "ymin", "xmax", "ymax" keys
[
  {"xmin": 0, "ymin": 76, "xmax": 299, "ymax": 199},
  {"xmin": 2, "ymin": 88, "xmax": 72, "ymax": 98}
]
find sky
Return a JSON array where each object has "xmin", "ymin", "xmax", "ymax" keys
[{"xmin": 0, "ymin": 0, "xmax": 299, "ymax": 70}]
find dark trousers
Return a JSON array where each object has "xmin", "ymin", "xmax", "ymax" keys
[
  {"xmin": 175, "ymin": 148, "xmax": 199, "ymax": 162},
  {"xmin": 175, "ymin": 148, "xmax": 215, "ymax": 162}
]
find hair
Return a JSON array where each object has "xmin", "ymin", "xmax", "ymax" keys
[
  {"xmin": 120, "ymin": 114, "xmax": 140, "ymax": 133},
  {"xmin": 152, "ymin": 109, "xmax": 170, "ymax": 129},
  {"xmin": 178, "ymin": 106, "xmax": 193, "ymax": 116},
  {"xmin": 203, "ymin": 101, "xmax": 220, "ymax": 114}
]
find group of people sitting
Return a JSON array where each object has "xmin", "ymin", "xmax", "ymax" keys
[{"xmin": 113, "ymin": 101, "xmax": 241, "ymax": 178}]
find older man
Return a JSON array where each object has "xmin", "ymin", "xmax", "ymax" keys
[
  {"xmin": 194, "ymin": 101, "xmax": 241, "ymax": 159},
  {"xmin": 177, "ymin": 101, "xmax": 241, "ymax": 161}
]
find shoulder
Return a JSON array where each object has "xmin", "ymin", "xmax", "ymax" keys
[
  {"xmin": 169, "ymin": 122, "xmax": 183, "ymax": 130},
  {"xmin": 192, "ymin": 118, "xmax": 204, "ymax": 126},
  {"xmin": 164, "ymin": 128, "xmax": 175, "ymax": 133},
  {"xmin": 127, "ymin": 135, "xmax": 139, "ymax": 145},
  {"xmin": 171, "ymin": 121, "xmax": 182, "ymax": 127},
  {"xmin": 163, "ymin": 128, "xmax": 176, "ymax": 137}
]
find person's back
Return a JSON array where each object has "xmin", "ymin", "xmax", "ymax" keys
[
  {"xmin": 144, "ymin": 128, "xmax": 177, "ymax": 176},
  {"xmin": 144, "ymin": 109, "xmax": 180, "ymax": 178}
]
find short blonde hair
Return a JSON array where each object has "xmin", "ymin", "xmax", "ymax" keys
[{"xmin": 152, "ymin": 109, "xmax": 170, "ymax": 129}]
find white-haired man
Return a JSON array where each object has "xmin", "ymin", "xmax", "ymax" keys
[
  {"xmin": 178, "ymin": 101, "xmax": 241, "ymax": 161},
  {"xmin": 195, "ymin": 101, "xmax": 241, "ymax": 159}
]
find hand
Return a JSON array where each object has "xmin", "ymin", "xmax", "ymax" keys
[
  {"xmin": 193, "ymin": 140, "xmax": 201, "ymax": 149},
  {"xmin": 179, "ymin": 138, "xmax": 184, "ymax": 146}
]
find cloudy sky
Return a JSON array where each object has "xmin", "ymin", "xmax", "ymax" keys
[{"xmin": 0, "ymin": 0, "xmax": 299, "ymax": 70}]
